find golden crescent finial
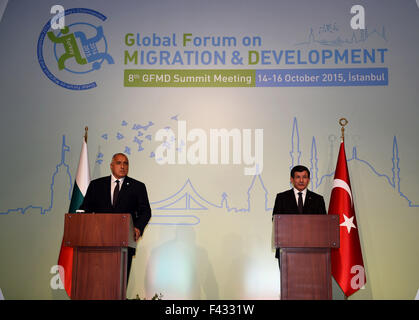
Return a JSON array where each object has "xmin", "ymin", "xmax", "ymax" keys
[
  {"xmin": 339, "ymin": 118, "xmax": 348, "ymax": 127},
  {"xmin": 339, "ymin": 118, "xmax": 348, "ymax": 142}
]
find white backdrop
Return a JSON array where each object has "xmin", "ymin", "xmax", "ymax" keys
[{"xmin": 0, "ymin": 0, "xmax": 418, "ymax": 299}]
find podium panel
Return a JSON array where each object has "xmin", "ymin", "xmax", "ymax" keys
[
  {"xmin": 72, "ymin": 247, "xmax": 127, "ymax": 300},
  {"xmin": 274, "ymin": 215, "xmax": 339, "ymax": 300},
  {"xmin": 274, "ymin": 214, "xmax": 339, "ymax": 249},
  {"xmin": 63, "ymin": 213, "xmax": 134, "ymax": 300},
  {"xmin": 64, "ymin": 213, "xmax": 136, "ymax": 248},
  {"xmin": 281, "ymin": 248, "xmax": 331, "ymax": 300}
]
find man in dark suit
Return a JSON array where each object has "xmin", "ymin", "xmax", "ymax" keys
[
  {"xmin": 272, "ymin": 165, "xmax": 326, "ymax": 263},
  {"xmin": 80, "ymin": 153, "xmax": 151, "ymax": 281}
]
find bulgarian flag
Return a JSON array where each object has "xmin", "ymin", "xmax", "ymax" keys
[
  {"xmin": 328, "ymin": 140, "xmax": 366, "ymax": 298},
  {"xmin": 57, "ymin": 134, "xmax": 90, "ymax": 297}
]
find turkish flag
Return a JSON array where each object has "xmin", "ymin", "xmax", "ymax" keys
[{"xmin": 328, "ymin": 141, "xmax": 366, "ymax": 297}]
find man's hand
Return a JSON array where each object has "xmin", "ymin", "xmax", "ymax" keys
[{"xmin": 134, "ymin": 228, "xmax": 141, "ymax": 242}]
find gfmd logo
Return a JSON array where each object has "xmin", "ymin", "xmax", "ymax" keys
[{"xmin": 37, "ymin": 8, "xmax": 114, "ymax": 90}]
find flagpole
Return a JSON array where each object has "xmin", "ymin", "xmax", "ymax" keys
[
  {"xmin": 339, "ymin": 118, "xmax": 348, "ymax": 142},
  {"xmin": 84, "ymin": 126, "xmax": 88, "ymax": 143}
]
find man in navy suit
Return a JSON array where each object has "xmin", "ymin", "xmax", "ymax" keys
[
  {"xmin": 80, "ymin": 153, "xmax": 151, "ymax": 281},
  {"xmin": 272, "ymin": 165, "xmax": 326, "ymax": 263}
]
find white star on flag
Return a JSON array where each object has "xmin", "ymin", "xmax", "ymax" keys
[{"xmin": 340, "ymin": 214, "xmax": 357, "ymax": 234}]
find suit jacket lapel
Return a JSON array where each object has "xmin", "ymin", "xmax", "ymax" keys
[
  {"xmin": 115, "ymin": 176, "xmax": 130, "ymax": 208},
  {"xmin": 303, "ymin": 190, "xmax": 313, "ymax": 213},
  {"xmin": 287, "ymin": 189, "xmax": 299, "ymax": 212},
  {"xmin": 105, "ymin": 175, "xmax": 112, "ymax": 208}
]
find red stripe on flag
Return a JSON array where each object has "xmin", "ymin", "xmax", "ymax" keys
[{"xmin": 57, "ymin": 241, "xmax": 73, "ymax": 297}]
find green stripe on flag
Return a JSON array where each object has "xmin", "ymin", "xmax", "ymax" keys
[{"xmin": 68, "ymin": 183, "xmax": 84, "ymax": 213}]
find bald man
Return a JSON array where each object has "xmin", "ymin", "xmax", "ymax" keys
[{"xmin": 80, "ymin": 153, "xmax": 151, "ymax": 281}]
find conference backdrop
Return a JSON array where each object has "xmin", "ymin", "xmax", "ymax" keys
[{"xmin": 0, "ymin": 0, "xmax": 418, "ymax": 300}]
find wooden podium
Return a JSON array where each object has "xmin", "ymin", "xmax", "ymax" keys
[
  {"xmin": 63, "ymin": 213, "xmax": 136, "ymax": 300},
  {"xmin": 274, "ymin": 214, "xmax": 340, "ymax": 300}
]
